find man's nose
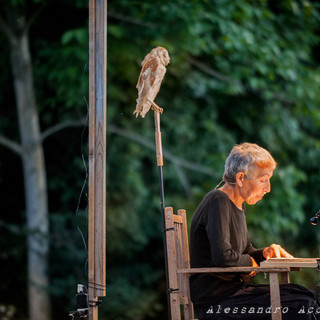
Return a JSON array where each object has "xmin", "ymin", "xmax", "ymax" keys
[{"xmin": 264, "ymin": 180, "xmax": 271, "ymax": 193}]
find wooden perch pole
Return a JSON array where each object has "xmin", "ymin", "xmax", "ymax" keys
[
  {"xmin": 149, "ymin": 100, "xmax": 172, "ymax": 320},
  {"xmin": 88, "ymin": 0, "xmax": 107, "ymax": 319},
  {"xmin": 151, "ymin": 101, "xmax": 164, "ymax": 167}
]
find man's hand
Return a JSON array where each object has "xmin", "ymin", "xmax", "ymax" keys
[
  {"xmin": 242, "ymin": 257, "xmax": 258, "ymax": 283},
  {"xmin": 251, "ymin": 257, "xmax": 259, "ymax": 267},
  {"xmin": 263, "ymin": 244, "xmax": 294, "ymax": 260}
]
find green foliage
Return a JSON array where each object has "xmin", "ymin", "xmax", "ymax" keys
[
  {"xmin": 104, "ymin": 264, "xmax": 164, "ymax": 320},
  {"xmin": 1, "ymin": 0, "xmax": 320, "ymax": 318},
  {"xmin": 247, "ymin": 165, "xmax": 307, "ymax": 244},
  {"xmin": 34, "ymin": 27, "xmax": 89, "ymax": 121}
]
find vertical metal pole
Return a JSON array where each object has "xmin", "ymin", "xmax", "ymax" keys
[
  {"xmin": 154, "ymin": 109, "xmax": 171, "ymax": 320},
  {"xmin": 88, "ymin": 0, "xmax": 107, "ymax": 319}
]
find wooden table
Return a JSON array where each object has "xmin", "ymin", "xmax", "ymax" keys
[{"xmin": 260, "ymin": 258, "xmax": 318, "ymax": 320}]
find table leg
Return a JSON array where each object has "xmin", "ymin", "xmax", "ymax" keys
[{"xmin": 269, "ymin": 272, "xmax": 282, "ymax": 320}]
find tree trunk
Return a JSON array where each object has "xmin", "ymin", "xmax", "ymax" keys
[{"xmin": 9, "ymin": 28, "xmax": 51, "ymax": 320}]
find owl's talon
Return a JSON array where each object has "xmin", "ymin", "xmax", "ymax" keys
[
  {"xmin": 151, "ymin": 105, "xmax": 163, "ymax": 114},
  {"xmin": 148, "ymin": 99, "xmax": 163, "ymax": 114}
]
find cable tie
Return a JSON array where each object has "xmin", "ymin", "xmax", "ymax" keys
[
  {"xmin": 163, "ymin": 227, "xmax": 174, "ymax": 233},
  {"xmin": 88, "ymin": 282, "xmax": 106, "ymax": 289}
]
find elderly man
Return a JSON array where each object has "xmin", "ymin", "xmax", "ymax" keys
[{"xmin": 190, "ymin": 143, "xmax": 319, "ymax": 320}]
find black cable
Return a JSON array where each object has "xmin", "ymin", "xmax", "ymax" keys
[
  {"xmin": 69, "ymin": 54, "xmax": 104, "ymax": 319},
  {"xmin": 75, "ymin": 54, "xmax": 89, "ymax": 269}
]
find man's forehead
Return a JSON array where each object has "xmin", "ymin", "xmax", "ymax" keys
[{"xmin": 254, "ymin": 168, "xmax": 274, "ymax": 178}]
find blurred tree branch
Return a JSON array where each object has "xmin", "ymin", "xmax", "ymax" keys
[
  {"xmin": 38, "ymin": 116, "xmax": 215, "ymax": 197},
  {"xmin": 187, "ymin": 56, "xmax": 238, "ymax": 85},
  {"xmin": 108, "ymin": 11, "xmax": 156, "ymax": 29},
  {"xmin": 40, "ymin": 117, "xmax": 215, "ymax": 178},
  {"xmin": 41, "ymin": 117, "xmax": 87, "ymax": 141},
  {"xmin": 108, "ymin": 125, "xmax": 216, "ymax": 177},
  {"xmin": 0, "ymin": 135, "xmax": 21, "ymax": 155},
  {"xmin": 188, "ymin": 56, "xmax": 294, "ymax": 104},
  {"xmin": 0, "ymin": 14, "xmax": 14, "ymax": 43}
]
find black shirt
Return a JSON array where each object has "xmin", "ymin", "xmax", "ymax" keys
[{"xmin": 189, "ymin": 189, "xmax": 265, "ymax": 306}]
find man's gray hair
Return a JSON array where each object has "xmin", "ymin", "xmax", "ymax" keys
[{"xmin": 223, "ymin": 143, "xmax": 276, "ymax": 184}]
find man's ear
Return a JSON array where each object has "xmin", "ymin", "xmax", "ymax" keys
[{"xmin": 236, "ymin": 172, "xmax": 245, "ymax": 187}]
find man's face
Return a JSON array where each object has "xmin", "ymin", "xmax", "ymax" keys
[{"xmin": 240, "ymin": 167, "xmax": 274, "ymax": 205}]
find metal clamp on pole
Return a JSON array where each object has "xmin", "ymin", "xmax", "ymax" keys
[{"xmin": 89, "ymin": 300, "xmax": 103, "ymax": 308}]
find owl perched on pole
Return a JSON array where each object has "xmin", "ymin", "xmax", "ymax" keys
[{"xmin": 134, "ymin": 46, "xmax": 170, "ymax": 118}]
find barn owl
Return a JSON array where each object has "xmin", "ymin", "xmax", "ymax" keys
[{"xmin": 134, "ymin": 46, "xmax": 170, "ymax": 118}]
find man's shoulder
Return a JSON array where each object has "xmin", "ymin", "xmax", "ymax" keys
[
  {"xmin": 193, "ymin": 189, "xmax": 230, "ymax": 218},
  {"xmin": 202, "ymin": 189, "xmax": 229, "ymax": 204}
]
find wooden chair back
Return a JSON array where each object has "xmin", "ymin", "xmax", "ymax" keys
[{"xmin": 165, "ymin": 207, "xmax": 195, "ymax": 320}]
